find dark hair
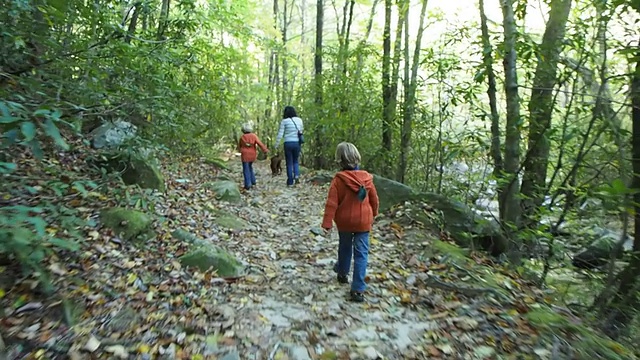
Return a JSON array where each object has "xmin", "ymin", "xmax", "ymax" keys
[{"xmin": 283, "ymin": 106, "xmax": 297, "ymax": 119}]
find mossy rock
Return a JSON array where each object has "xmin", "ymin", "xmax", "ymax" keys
[
  {"xmin": 205, "ymin": 180, "xmax": 241, "ymax": 203},
  {"xmin": 372, "ymin": 174, "xmax": 418, "ymax": 212},
  {"xmin": 172, "ymin": 228, "xmax": 206, "ymax": 246},
  {"xmin": 179, "ymin": 246, "xmax": 244, "ymax": 277},
  {"xmin": 100, "ymin": 207, "xmax": 155, "ymax": 242},
  {"xmin": 90, "ymin": 152, "xmax": 165, "ymax": 191},
  {"xmin": 204, "ymin": 157, "xmax": 229, "ymax": 170},
  {"xmin": 211, "ymin": 209, "xmax": 247, "ymax": 230}
]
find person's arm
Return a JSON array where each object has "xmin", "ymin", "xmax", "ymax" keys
[
  {"xmin": 237, "ymin": 136, "xmax": 243, "ymax": 152},
  {"xmin": 298, "ymin": 118, "xmax": 304, "ymax": 132},
  {"xmin": 255, "ymin": 136, "xmax": 268, "ymax": 153},
  {"xmin": 368, "ymin": 183, "xmax": 379, "ymax": 218},
  {"xmin": 322, "ymin": 179, "xmax": 339, "ymax": 230},
  {"xmin": 275, "ymin": 120, "xmax": 285, "ymax": 146}
]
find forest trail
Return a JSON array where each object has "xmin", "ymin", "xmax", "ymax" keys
[
  {"xmin": 0, "ymin": 152, "xmax": 565, "ymax": 360},
  {"xmin": 216, "ymin": 159, "xmax": 439, "ymax": 359},
  {"xmin": 183, "ymin": 157, "xmax": 542, "ymax": 359}
]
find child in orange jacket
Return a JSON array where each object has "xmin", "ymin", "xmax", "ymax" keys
[
  {"xmin": 322, "ymin": 142, "xmax": 379, "ymax": 302},
  {"xmin": 237, "ymin": 123, "xmax": 268, "ymax": 190}
]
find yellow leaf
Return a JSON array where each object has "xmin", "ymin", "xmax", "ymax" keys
[
  {"xmin": 146, "ymin": 114, "xmax": 152, "ymax": 122},
  {"xmin": 0, "ymin": 289, "xmax": 5, "ymax": 298},
  {"xmin": 137, "ymin": 344, "xmax": 150, "ymax": 354},
  {"xmin": 126, "ymin": 273, "xmax": 137, "ymax": 285}
]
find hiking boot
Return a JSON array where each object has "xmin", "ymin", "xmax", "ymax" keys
[
  {"xmin": 337, "ymin": 274, "xmax": 349, "ymax": 284},
  {"xmin": 350, "ymin": 291, "xmax": 365, "ymax": 303}
]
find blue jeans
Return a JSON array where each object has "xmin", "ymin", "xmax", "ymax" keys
[
  {"xmin": 336, "ymin": 231, "xmax": 370, "ymax": 292},
  {"xmin": 242, "ymin": 161, "xmax": 256, "ymax": 189},
  {"xmin": 283, "ymin": 141, "xmax": 301, "ymax": 185}
]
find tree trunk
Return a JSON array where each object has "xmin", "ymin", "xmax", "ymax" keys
[
  {"xmin": 125, "ymin": 3, "xmax": 142, "ymax": 44},
  {"xmin": 354, "ymin": 0, "xmax": 380, "ymax": 80},
  {"xmin": 156, "ymin": 0, "xmax": 170, "ymax": 40},
  {"xmin": 381, "ymin": 0, "xmax": 393, "ymax": 174},
  {"xmin": 499, "ymin": 0, "xmax": 522, "ymax": 257},
  {"xmin": 597, "ymin": 44, "xmax": 640, "ymax": 339},
  {"xmin": 314, "ymin": 0, "xmax": 325, "ymax": 169},
  {"xmin": 520, "ymin": 0, "xmax": 573, "ymax": 228},
  {"xmin": 479, "ymin": 0, "xmax": 503, "ymax": 180},
  {"xmin": 397, "ymin": 0, "xmax": 428, "ymax": 183},
  {"xmin": 390, "ymin": 0, "xmax": 407, "ymax": 150}
]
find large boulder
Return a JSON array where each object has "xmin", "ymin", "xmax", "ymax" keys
[
  {"xmin": 89, "ymin": 120, "xmax": 137, "ymax": 149},
  {"xmin": 100, "ymin": 207, "xmax": 155, "ymax": 242},
  {"xmin": 372, "ymin": 175, "xmax": 419, "ymax": 212},
  {"xmin": 571, "ymin": 227, "xmax": 632, "ymax": 269},
  {"xmin": 172, "ymin": 229, "xmax": 244, "ymax": 277},
  {"xmin": 205, "ymin": 180, "xmax": 241, "ymax": 203},
  {"xmin": 89, "ymin": 151, "xmax": 165, "ymax": 191}
]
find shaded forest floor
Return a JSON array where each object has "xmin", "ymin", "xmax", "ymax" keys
[{"xmin": 0, "ymin": 144, "xmax": 637, "ymax": 359}]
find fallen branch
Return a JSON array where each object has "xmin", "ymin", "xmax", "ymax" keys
[{"xmin": 423, "ymin": 276, "xmax": 511, "ymax": 302}]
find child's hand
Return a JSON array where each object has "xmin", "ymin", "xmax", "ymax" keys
[{"xmin": 322, "ymin": 227, "xmax": 331, "ymax": 236}]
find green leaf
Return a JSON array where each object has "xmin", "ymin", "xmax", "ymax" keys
[
  {"xmin": 21, "ymin": 121, "xmax": 37, "ymax": 142},
  {"xmin": 49, "ymin": 238, "xmax": 80, "ymax": 251},
  {"xmin": 0, "ymin": 116, "xmax": 21, "ymax": 124},
  {"xmin": 43, "ymin": 118, "xmax": 69, "ymax": 150},
  {"xmin": 29, "ymin": 139, "xmax": 44, "ymax": 160}
]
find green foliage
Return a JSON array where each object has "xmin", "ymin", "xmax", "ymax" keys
[{"xmin": 0, "ymin": 204, "xmax": 81, "ymax": 275}]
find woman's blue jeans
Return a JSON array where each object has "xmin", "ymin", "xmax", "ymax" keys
[
  {"xmin": 242, "ymin": 161, "xmax": 256, "ymax": 190},
  {"xmin": 283, "ymin": 141, "xmax": 301, "ymax": 185},
  {"xmin": 335, "ymin": 231, "xmax": 370, "ymax": 293}
]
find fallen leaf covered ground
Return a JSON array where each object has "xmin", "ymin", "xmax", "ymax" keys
[{"xmin": 0, "ymin": 146, "xmax": 636, "ymax": 360}]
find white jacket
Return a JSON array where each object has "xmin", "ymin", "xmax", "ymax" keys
[{"xmin": 275, "ymin": 117, "xmax": 304, "ymax": 145}]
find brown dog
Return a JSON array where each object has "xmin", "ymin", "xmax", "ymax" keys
[{"xmin": 270, "ymin": 153, "xmax": 283, "ymax": 175}]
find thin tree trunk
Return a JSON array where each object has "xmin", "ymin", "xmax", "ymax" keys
[
  {"xmin": 390, "ymin": 0, "xmax": 407, "ymax": 142},
  {"xmin": 156, "ymin": 0, "xmax": 170, "ymax": 40},
  {"xmin": 397, "ymin": 0, "xmax": 428, "ymax": 183},
  {"xmin": 499, "ymin": 0, "xmax": 522, "ymax": 258},
  {"xmin": 381, "ymin": 0, "xmax": 393, "ymax": 174},
  {"xmin": 520, "ymin": 0, "xmax": 573, "ymax": 228},
  {"xmin": 479, "ymin": 0, "xmax": 503, "ymax": 180},
  {"xmin": 125, "ymin": 3, "xmax": 142, "ymax": 44},
  {"xmin": 354, "ymin": 0, "xmax": 380, "ymax": 79},
  {"xmin": 314, "ymin": 0, "xmax": 325, "ymax": 169}
]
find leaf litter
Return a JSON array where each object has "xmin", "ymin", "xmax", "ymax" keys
[{"xmin": 0, "ymin": 144, "xmax": 632, "ymax": 359}]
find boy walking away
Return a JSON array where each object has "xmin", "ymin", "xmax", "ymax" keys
[
  {"xmin": 321, "ymin": 142, "xmax": 379, "ymax": 302},
  {"xmin": 238, "ymin": 123, "xmax": 268, "ymax": 191}
]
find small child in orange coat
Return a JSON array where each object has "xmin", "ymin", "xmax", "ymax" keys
[
  {"xmin": 322, "ymin": 142, "xmax": 379, "ymax": 302},
  {"xmin": 237, "ymin": 123, "xmax": 268, "ymax": 191}
]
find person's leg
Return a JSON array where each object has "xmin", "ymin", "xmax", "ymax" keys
[
  {"xmin": 351, "ymin": 231, "xmax": 370, "ymax": 301},
  {"xmin": 292, "ymin": 143, "xmax": 301, "ymax": 183},
  {"xmin": 242, "ymin": 162, "xmax": 251, "ymax": 190},
  {"xmin": 284, "ymin": 142, "xmax": 294, "ymax": 186},
  {"xmin": 337, "ymin": 232, "xmax": 353, "ymax": 283},
  {"xmin": 250, "ymin": 162, "xmax": 256, "ymax": 186}
]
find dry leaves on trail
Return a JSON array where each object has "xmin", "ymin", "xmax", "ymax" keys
[{"xmin": 0, "ymin": 146, "xmax": 609, "ymax": 359}]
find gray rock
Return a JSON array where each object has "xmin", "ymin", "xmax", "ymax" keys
[{"xmin": 90, "ymin": 120, "xmax": 137, "ymax": 149}]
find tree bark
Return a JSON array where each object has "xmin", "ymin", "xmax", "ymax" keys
[
  {"xmin": 499, "ymin": 0, "xmax": 522, "ymax": 258},
  {"xmin": 479, "ymin": 0, "xmax": 503, "ymax": 180},
  {"xmin": 381, "ymin": 0, "xmax": 393, "ymax": 173},
  {"xmin": 314, "ymin": 0, "xmax": 325, "ymax": 169},
  {"xmin": 156, "ymin": 0, "xmax": 170, "ymax": 40},
  {"xmin": 520, "ymin": 0, "xmax": 573, "ymax": 227},
  {"xmin": 397, "ymin": 0, "xmax": 428, "ymax": 183}
]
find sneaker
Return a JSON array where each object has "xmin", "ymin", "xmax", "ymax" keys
[
  {"xmin": 337, "ymin": 274, "xmax": 349, "ymax": 284},
  {"xmin": 294, "ymin": 178, "xmax": 300, "ymax": 185},
  {"xmin": 350, "ymin": 291, "xmax": 365, "ymax": 303}
]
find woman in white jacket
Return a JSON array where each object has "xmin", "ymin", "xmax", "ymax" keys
[{"xmin": 275, "ymin": 106, "xmax": 304, "ymax": 186}]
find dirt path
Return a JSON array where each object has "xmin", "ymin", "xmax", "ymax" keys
[{"xmin": 209, "ymin": 160, "xmax": 479, "ymax": 359}]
